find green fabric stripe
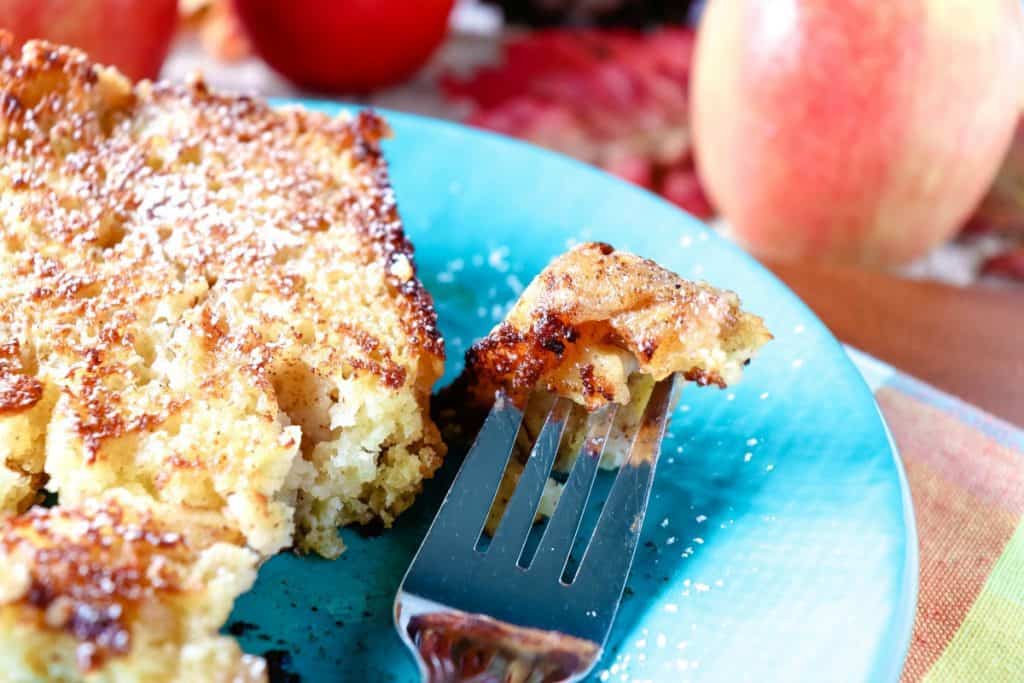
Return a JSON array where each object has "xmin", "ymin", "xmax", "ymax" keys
[{"xmin": 925, "ymin": 519, "xmax": 1024, "ymax": 683}]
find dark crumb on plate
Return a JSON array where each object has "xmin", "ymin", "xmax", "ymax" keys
[
  {"xmin": 361, "ymin": 609, "xmax": 373, "ymax": 619},
  {"xmin": 227, "ymin": 621, "xmax": 259, "ymax": 637},
  {"xmin": 623, "ymin": 586, "xmax": 635, "ymax": 598},
  {"xmin": 354, "ymin": 518, "xmax": 387, "ymax": 539},
  {"xmin": 264, "ymin": 649, "xmax": 302, "ymax": 683}
]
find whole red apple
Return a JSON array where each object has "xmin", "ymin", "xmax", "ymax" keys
[
  {"xmin": 691, "ymin": 0, "xmax": 1024, "ymax": 265},
  {"xmin": 232, "ymin": 0, "xmax": 455, "ymax": 93},
  {"xmin": 0, "ymin": 0, "xmax": 178, "ymax": 80}
]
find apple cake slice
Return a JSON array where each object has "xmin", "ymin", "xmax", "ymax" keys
[
  {"xmin": 0, "ymin": 38, "xmax": 445, "ymax": 557},
  {"xmin": 452, "ymin": 242, "xmax": 771, "ymax": 530},
  {"xmin": 0, "ymin": 489, "xmax": 265, "ymax": 683},
  {"xmin": 460, "ymin": 241, "xmax": 771, "ymax": 408}
]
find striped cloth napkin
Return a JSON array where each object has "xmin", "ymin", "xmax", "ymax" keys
[{"xmin": 848, "ymin": 349, "xmax": 1024, "ymax": 682}]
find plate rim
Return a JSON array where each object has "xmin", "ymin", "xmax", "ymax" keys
[{"xmin": 276, "ymin": 96, "xmax": 920, "ymax": 681}]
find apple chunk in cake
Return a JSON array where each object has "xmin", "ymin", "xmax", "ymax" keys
[{"xmin": 0, "ymin": 39, "xmax": 445, "ymax": 557}]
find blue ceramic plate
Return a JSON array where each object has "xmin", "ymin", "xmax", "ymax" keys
[{"xmin": 228, "ymin": 101, "xmax": 917, "ymax": 682}]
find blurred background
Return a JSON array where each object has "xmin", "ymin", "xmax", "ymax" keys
[{"xmin": 1, "ymin": 0, "xmax": 1021, "ymax": 423}]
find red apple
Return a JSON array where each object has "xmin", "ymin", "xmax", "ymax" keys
[
  {"xmin": 232, "ymin": 0, "xmax": 455, "ymax": 93},
  {"xmin": 691, "ymin": 0, "xmax": 1024, "ymax": 265},
  {"xmin": 0, "ymin": 0, "xmax": 178, "ymax": 80}
]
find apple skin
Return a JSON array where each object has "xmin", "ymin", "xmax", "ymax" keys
[
  {"xmin": 0, "ymin": 0, "xmax": 178, "ymax": 80},
  {"xmin": 691, "ymin": 0, "xmax": 1024, "ymax": 265},
  {"xmin": 232, "ymin": 0, "xmax": 456, "ymax": 93}
]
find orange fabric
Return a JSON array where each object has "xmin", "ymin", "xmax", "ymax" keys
[
  {"xmin": 877, "ymin": 388, "xmax": 1024, "ymax": 682},
  {"xmin": 878, "ymin": 388, "xmax": 1024, "ymax": 515}
]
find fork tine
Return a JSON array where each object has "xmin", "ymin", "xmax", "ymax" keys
[
  {"xmin": 571, "ymin": 376, "xmax": 677, "ymax": 599},
  {"xmin": 418, "ymin": 392, "xmax": 524, "ymax": 551},
  {"xmin": 528, "ymin": 403, "xmax": 617, "ymax": 579},
  {"xmin": 487, "ymin": 397, "xmax": 573, "ymax": 565}
]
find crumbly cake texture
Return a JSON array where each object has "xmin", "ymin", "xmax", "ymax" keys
[
  {"xmin": 460, "ymin": 241, "xmax": 772, "ymax": 411},
  {"xmin": 0, "ymin": 39, "xmax": 446, "ymax": 558},
  {"xmin": 0, "ymin": 489, "xmax": 266, "ymax": 683},
  {"xmin": 455, "ymin": 242, "xmax": 772, "ymax": 533}
]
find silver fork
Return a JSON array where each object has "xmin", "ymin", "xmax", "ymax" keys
[{"xmin": 394, "ymin": 376, "xmax": 678, "ymax": 683}]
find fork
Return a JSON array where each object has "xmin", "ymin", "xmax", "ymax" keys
[{"xmin": 394, "ymin": 375, "xmax": 679, "ymax": 683}]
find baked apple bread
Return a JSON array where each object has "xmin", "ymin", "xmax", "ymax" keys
[
  {"xmin": 0, "ymin": 490, "xmax": 265, "ymax": 683},
  {"xmin": 0, "ymin": 38, "xmax": 445, "ymax": 558}
]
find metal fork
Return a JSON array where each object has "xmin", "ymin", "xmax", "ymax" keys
[{"xmin": 394, "ymin": 375, "xmax": 678, "ymax": 683}]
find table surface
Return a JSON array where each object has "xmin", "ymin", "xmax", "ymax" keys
[{"xmin": 769, "ymin": 261, "xmax": 1024, "ymax": 427}]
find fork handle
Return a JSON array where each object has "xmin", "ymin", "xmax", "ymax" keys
[{"xmin": 405, "ymin": 610, "xmax": 601, "ymax": 683}]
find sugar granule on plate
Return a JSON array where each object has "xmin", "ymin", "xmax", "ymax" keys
[{"xmin": 488, "ymin": 245, "xmax": 511, "ymax": 271}]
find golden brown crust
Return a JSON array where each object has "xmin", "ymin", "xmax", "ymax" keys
[
  {"xmin": 0, "ymin": 38, "xmax": 442, "ymax": 416},
  {"xmin": 0, "ymin": 492, "xmax": 247, "ymax": 671},
  {"xmin": 460, "ymin": 242, "xmax": 771, "ymax": 409},
  {"xmin": 0, "ymin": 341, "xmax": 43, "ymax": 414},
  {"xmin": 4, "ymin": 507, "xmax": 186, "ymax": 668}
]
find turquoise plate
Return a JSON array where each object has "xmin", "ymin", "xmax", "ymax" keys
[{"xmin": 228, "ymin": 101, "xmax": 918, "ymax": 682}]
